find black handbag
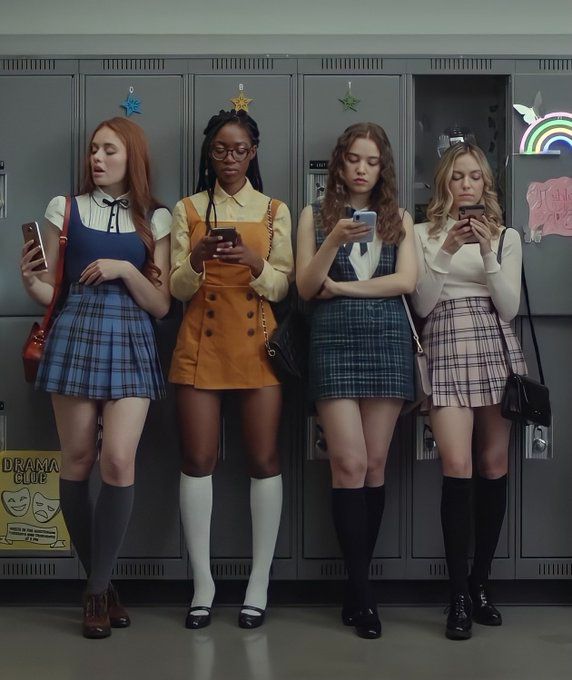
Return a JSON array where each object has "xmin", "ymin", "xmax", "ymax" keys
[
  {"xmin": 400, "ymin": 295, "xmax": 432, "ymax": 415},
  {"xmin": 495, "ymin": 229, "xmax": 551, "ymax": 427}
]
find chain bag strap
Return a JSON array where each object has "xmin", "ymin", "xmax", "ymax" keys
[
  {"xmin": 260, "ymin": 198, "xmax": 277, "ymax": 357},
  {"xmin": 401, "ymin": 294, "xmax": 432, "ymax": 415}
]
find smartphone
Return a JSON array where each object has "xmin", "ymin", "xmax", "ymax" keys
[
  {"xmin": 353, "ymin": 210, "xmax": 377, "ymax": 243},
  {"xmin": 458, "ymin": 204, "xmax": 485, "ymax": 244},
  {"xmin": 210, "ymin": 227, "xmax": 238, "ymax": 246},
  {"xmin": 22, "ymin": 221, "xmax": 48, "ymax": 271}
]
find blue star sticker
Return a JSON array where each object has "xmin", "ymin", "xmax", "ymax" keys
[{"xmin": 120, "ymin": 92, "xmax": 141, "ymax": 117}]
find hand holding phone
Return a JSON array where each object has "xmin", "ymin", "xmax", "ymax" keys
[
  {"xmin": 352, "ymin": 210, "xmax": 377, "ymax": 243},
  {"xmin": 458, "ymin": 204, "xmax": 485, "ymax": 244},
  {"xmin": 21, "ymin": 222, "xmax": 48, "ymax": 272},
  {"xmin": 209, "ymin": 227, "xmax": 238, "ymax": 247}
]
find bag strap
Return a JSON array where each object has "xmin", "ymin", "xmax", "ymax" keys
[
  {"xmin": 264, "ymin": 198, "xmax": 281, "ymax": 260},
  {"xmin": 494, "ymin": 227, "xmax": 545, "ymax": 385},
  {"xmin": 401, "ymin": 295, "xmax": 424, "ymax": 355},
  {"xmin": 39, "ymin": 196, "xmax": 71, "ymax": 332}
]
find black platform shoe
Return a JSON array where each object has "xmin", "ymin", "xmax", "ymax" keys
[
  {"xmin": 185, "ymin": 606, "xmax": 212, "ymax": 629},
  {"xmin": 352, "ymin": 608, "xmax": 382, "ymax": 639},
  {"xmin": 445, "ymin": 593, "xmax": 472, "ymax": 640},
  {"xmin": 470, "ymin": 583, "xmax": 502, "ymax": 626},
  {"xmin": 238, "ymin": 605, "xmax": 266, "ymax": 629}
]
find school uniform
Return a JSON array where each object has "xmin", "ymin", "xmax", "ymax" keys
[{"xmin": 35, "ymin": 190, "xmax": 171, "ymax": 400}]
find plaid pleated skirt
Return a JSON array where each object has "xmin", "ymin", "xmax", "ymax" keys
[
  {"xmin": 423, "ymin": 296, "xmax": 527, "ymax": 408},
  {"xmin": 36, "ymin": 282, "xmax": 166, "ymax": 401},
  {"xmin": 309, "ymin": 297, "xmax": 414, "ymax": 402}
]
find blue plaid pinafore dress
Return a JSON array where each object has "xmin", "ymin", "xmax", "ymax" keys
[
  {"xmin": 35, "ymin": 197, "xmax": 166, "ymax": 401},
  {"xmin": 308, "ymin": 203, "xmax": 414, "ymax": 402}
]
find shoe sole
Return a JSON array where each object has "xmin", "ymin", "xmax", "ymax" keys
[
  {"xmin": 82, "ymin": 629, "xmax": 111, "ymax": 639},
  {"xmin": 473, "ymin": 617, "xmax": 502, "ymax": 627},
  {"xmin": 445, "ymin": 629, "xmax": 472, "ymax": 640},
  {"xmin": 109, "ymin": 619, "xmax": 131, "ymax": 628}
]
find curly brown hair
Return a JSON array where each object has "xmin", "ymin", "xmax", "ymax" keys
[{"xmin": 320, "ymin": 122, "xmax": 403, "ymax": 245}]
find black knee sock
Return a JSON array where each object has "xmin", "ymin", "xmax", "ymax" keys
[
  {"xmin": 332, "ymin": 488, "xmax": 372, "ymax": 610},
  {"xmin": 471, "ymin": 474, "xmax": 508, "ymax": 585},
  {"xmin": 87, "ymin": 482, "xmax": 134, "ymax": 595},
  {"xmin": 59, "ymin": 478, "xmax": 92, "ymax": 575},
  {"xmin": 365, "ymin": 485, "xmax": 386, "ymax": 562},
  {"xmin": 441, "ymin": 476, "xmax": 472, "ymax": 596}
]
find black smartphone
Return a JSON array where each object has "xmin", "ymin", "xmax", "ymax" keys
[
  {"xmin": 22, "ymin": 221, "xmax": 48, "ymax": 271},
  {"xmin": 210, "ymin": 227, "xmax": 238, "ymax": 246},
  {"xmin": 458, "ymin": 204, "xmax": 485, "ymax": 244}
]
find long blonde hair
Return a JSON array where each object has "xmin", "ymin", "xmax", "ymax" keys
[{"xmin": 426, "ymin": 142, "xmax": 503, "ymax": 239}]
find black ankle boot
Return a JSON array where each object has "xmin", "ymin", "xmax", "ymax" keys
[
  {"xmin": 469, "ymin": 582, "xmax": 502, "ymax": 626},
  {"xmin": 352, "ymin": 607, "xmax": 382, "ymax": 639},
  {"xmin": 445, "ymin": 592, "xmax": 472, "ymax": 640}
]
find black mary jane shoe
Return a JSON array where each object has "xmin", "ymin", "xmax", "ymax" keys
[
  {"xmin": 352, "ymin": 608, "xmax": 382, "ymax": 640},
  {"xmin": 238, "ymin": 605, "xmax": 266, "ymax": 629},
  {"xmin": 470, "ymin": 583, "xmax": 502, "ymax": 626},
  {"xmin": 445, "ymin": 593, "xmax": 472, "ymax": 640},
  {"xmin": 185, "ymin": 606, "xmax": 212, "ymax": 630}
]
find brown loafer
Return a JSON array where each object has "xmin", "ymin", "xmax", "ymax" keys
[
  {"xmin": 83, "ymin": 591, "xmax": 111, "ymax": 639},
  {"xmin": 107, "ymin": 583, "xmax": 131, "ymax": 628}
]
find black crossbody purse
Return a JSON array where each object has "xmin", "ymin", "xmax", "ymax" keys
[{"xmin": 494, "ymin": 228, "xmax": 551, "ymax": 427}]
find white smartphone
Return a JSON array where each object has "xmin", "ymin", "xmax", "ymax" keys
[
  {"xmin": 22, "ymin": 221, "xmax": 48, "ymax": 271},
  {"xmin": 353, "ymin": 210, "xmax": 377, "ymax": 243}
]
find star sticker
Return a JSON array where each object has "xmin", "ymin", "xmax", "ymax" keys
[
  {"xmin": 339, "ymin": 90, "xmax": 360, "ymax": 112},
  {"xmin": 230, "ymin": 92, "xmax": 254, "ymax": 112},
  {"xmin": 120, "ymin": 91, "xmax": 142, "ymax": 117}
]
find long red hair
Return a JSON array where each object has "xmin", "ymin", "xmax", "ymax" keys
[{"xmin": 81, "ymin": 117, "xmax": 162, "ymax": 284}]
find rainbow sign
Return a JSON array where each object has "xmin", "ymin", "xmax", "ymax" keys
[{"xmin": 520, "ymin": 112, "xmax": 572, "ymax": 154}]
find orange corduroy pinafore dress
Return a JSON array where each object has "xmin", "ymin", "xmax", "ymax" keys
[{"xmin": 169, "ymin": 197, "xmax": 281, "ymax": 389}]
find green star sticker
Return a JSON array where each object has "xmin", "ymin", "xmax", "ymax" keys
[{"xmin": 339, "ymin": 90, "xmax": 360, "ymax": 112}]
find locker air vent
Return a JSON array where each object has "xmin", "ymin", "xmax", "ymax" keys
[
  {"xmin": 430, "ymin": 58, "xmax": 492, "ymax": 72},
  {"xmin": 112, "ymin": 562, "xmax": 165, "ymax": 577},
  {"xmin": 2, "ymin": 562, "xmax": 56, "ymax": 577},
  {"xmin": 538, "ymin": 59, "xmax": 572, "ymax": 71},
  {"xmin": 538, "ymin": 562, "xmax": 572, "ymax": 577},
  {"xmin": 0, "ymin": 59, "xmax": 56, "ymax": 71},
  {"xmin": 428, "ymin": 562, "xmax": 447, "ymax": 577},
  {"xmin": 320, "ymin": 562, "xmax": 347, "ymax": 577},
  {"xmin": 212, "ymin": 561, "xmax": 252, "ymax": 577},
  {"xmin": 211, "ymin": 58, "xmax": 275, "ymax": 71},
  {"xmin": 321, "ymin": 57, "xmax": 383, "ymax": 71},
  {"xmin": 369, "ymin": 563, "xmax": 383, "ymax": 577},
  {"xmin": 102, "ymin": 58, "xmax": 165, "ymax": 71}
]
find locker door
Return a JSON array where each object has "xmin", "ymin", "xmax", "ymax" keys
[
  {"xmin": 192, "ymin": 69, "xmax": 296, "ymax": 579},
  {"xmin": 513, "ymin": 68, "xmax": 572, "ymax": 578},
  {"xmin": 82, "ymin": 66, "xmax": 186, "ymax": 578},
  {"xmin": 299, "ymin": 73, "xmax": 406, "ymax": 579}
]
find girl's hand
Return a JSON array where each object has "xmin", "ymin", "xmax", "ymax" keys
[
  {"xmin": 79, "ymin": 259, "xmax": 129, "ymax": 286},
  {"xmin": 315, "ymin": 276, "xmax": 339, "ymax": 299},
  {"xmin": 20, "ymin": 241, "xmax": 46, "ymax": 283},
  {"xmin": 189, "ymin": 235, "xmax": 223, "ymax": 272},
  {"xmin": 441, "ymin": 219, "xmax": 475, "ymax": 255},
  {"xmin": 328, "ymin": 218, "xmax": 373, "ymax": 248},
  {"xmin": 469, "ymin": 216, "xmax": 493, "ymax": 256},
  {"xmin": 215, "ymin": 234, "xmax": 264, "ymax": 277}
]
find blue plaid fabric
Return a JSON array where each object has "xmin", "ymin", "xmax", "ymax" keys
[{"xmin": 308, "ymin": 203, "xmax": 414, "ymax": 402}]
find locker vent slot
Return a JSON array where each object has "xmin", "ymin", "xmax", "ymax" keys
[
  {"xmin": 211, "ymin": 58, "xmax": 274, "ymax": 72},
  {"xmin": 430, "ymin": 58, "xmax": 492, "ymax": 72},
  {"xmin": 102, "ymin": 58, "xmax": 165, "ymax": 72},
  {"xmin": 428, "ymin": 562, "xmax": 447, "ymax": 577},
  {"xmin": 212, "ymin": 561, "xmax": 252, "ymax": 577},
  {"xmin": 112, "ymin": 562, "xmax": 165, "ymax": 577},
  {"xmin": 321, "ymin": 57, "xmax": 383, "ymax": 71},
  {"xmin": 538, "ymin": 59, "xmax": 572, "ymax": 71},
  {"xmin": 369, "ymin": 563, "xmax": 383, "ymax": 577},
  {"xmin": 538, "ymin": 562, "xmax": 572, "ymax": 577},
  {"xmin": 0, "ymin": 59, "xmax": 56, "ymax": 72},
  {"xmin": 320, "ymin": 562, "xmax": 347, "ymax": 577},
  {"xmin": 2, "ymin": 562, "xmax": 56, "ymax": 577}
]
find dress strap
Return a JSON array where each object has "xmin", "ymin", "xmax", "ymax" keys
[{"xmin": 182, "ymin": 197, "xmax": 203, "ymax": 234}]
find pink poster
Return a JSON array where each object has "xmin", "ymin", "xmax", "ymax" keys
[{"xmin": 527, "ymin": 177, "xmax": 572, "ymax": 239}]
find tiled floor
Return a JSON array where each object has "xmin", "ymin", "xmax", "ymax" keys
[{"xmin": 1, "ymin": 605, "xmax": 571, "ymax": 680}]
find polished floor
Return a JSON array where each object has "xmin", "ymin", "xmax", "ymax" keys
[{"xmin": 1, "ymin": 605, "xmax": 571, "ymax": 680}]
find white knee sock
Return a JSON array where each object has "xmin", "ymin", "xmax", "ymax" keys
[
  {"xmin": 243, "ymin": 474, "xmax": 283, "ymax": 616},
  {"xmin": 180, "ymin": 473, "xmax": 215, "ymax": 615}
]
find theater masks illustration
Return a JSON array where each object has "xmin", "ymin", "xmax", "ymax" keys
[
  {"xmin": 2, "ymin": 488, "xmax": 32, "ymax": 517},
  {"xmin": 32, "ymin": 492, "xmax": 61, "ymax": 523}
]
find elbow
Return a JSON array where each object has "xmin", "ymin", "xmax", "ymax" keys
[{"xmin": 402, "ymin": 279, "xmax": 417, "ymax": 296}]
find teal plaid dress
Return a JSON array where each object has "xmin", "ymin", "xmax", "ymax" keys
[{"xmin": 308, "ymin": 203, "xmax": 414, "ymax": 402}]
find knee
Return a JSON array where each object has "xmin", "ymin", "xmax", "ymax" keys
[
  {"xmin": 331, "ymin": 456, "xmax": 367, "ymax": 487},
  {"xmin": 476, "ymin": 460, "xmax": 508, "ymax": 479},
  {"xmin": 366, "ymin": 458, "xmax": 386, "ymax": 483},
  {"xmin": 62, "ymin": 448, "xmax": 97, "ymax": 478},
  {"xmin": 181, "ymin": 450, "xmax": 218, "ymax": 477},
  {"xmin": 100, "ymin": 451, "xmax": 135, "ymax": 486},
  {"xmin": 248, "ymin": 451, "xmax": 280, "ymax": 479},
  {"xmin": 441, "ymin": 460, "xmax": 473, "ymax": 478}
]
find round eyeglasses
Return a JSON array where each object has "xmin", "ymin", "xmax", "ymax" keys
[{"xmin": 210, "ymin": 146, "xmax": 252, "ymax": 162}]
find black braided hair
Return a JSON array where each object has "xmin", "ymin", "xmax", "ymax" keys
[{"xmin": 196, "ymin": 109, "xmax": 263, "ymax": 231}]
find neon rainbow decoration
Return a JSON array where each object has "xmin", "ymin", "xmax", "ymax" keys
[{"xmin": 519, "ymin": 112, "xmax": 572, "ymax": 154}]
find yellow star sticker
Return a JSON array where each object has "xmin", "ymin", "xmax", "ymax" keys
[{"xmin": 230, "ymin": 92, "xmax": 254, "ymax": 112}]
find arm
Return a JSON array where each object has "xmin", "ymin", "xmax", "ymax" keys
[
  {"xmin": 169, "ymin": 200, "xmax": 204, "ymax": 302},
  {"xmin": 20, "ymin": 222, "xmax": 60, "ymax": 307},
  {"xmin": 249, "ymin": 202, "xmax": 294, "ymax": 303},
  {"xmin": 120, "ymin": 235, "xmax": 171, "ymax": 318},
  {"xmin": 410, "ymin": 230, "xmax": 451, "ymax": 318},
  {"xmin": 483, "ymin": 229, "xmax": 522, "ymax": 322},
  {"xmin": 331, "ymin": 211, "xmax": 418, "ymax": 298}
]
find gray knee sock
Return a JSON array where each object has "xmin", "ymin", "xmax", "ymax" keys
[
  {"xmin": 87, "ymin": 482, "xmax": 134, "ymax": 595},
  {"xmin": 59, "ymin": 478, "xmax": 92, "ymax": 575}
]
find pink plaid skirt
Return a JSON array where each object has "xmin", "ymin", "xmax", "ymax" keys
[{"xmin": 423, "ymin": 297, "xmax": 527, "ymax": 408}]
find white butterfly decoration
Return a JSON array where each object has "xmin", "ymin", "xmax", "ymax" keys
[{"xmin": 513, "ymin": 91, "xmax": 543, "ymax": 125}]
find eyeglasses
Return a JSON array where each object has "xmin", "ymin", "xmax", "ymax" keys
[{"xmin": 209, "ymin": 146, "xmax": 252, "ymax": 162}]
